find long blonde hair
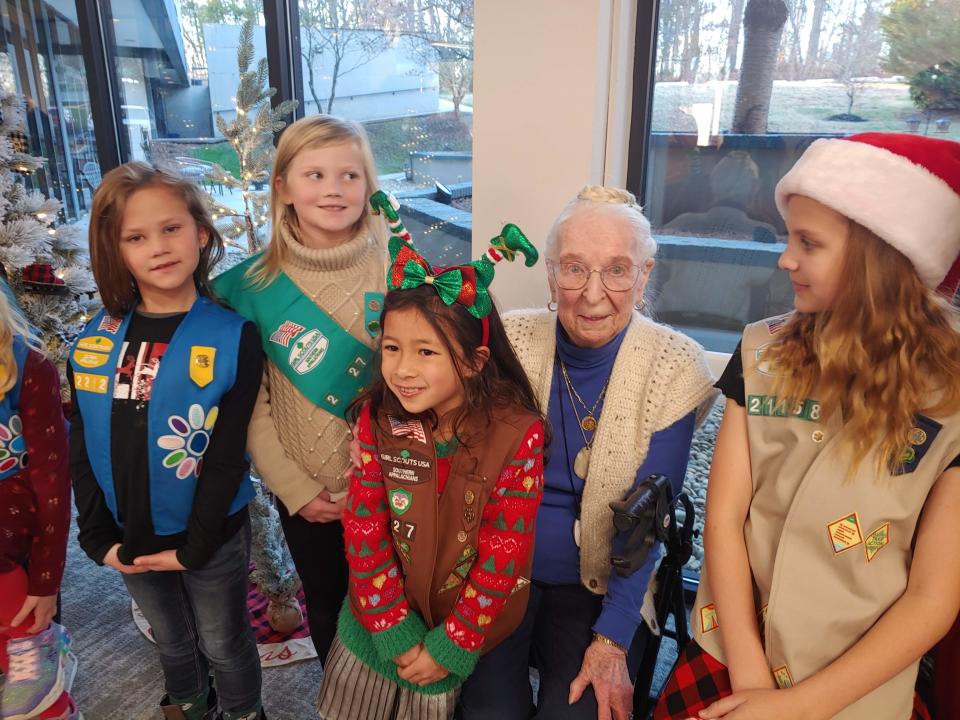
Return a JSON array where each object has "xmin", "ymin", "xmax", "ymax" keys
[
  {"xmin": 248, "ymin": 115, "xmax": 382, "ymax": 286},
  {"xmin": 0, "ymin": 290, "xmax": 43, "ymax": 402},
  {"xmin": 763, "ymin": 221, "xmax": 960, "ymax": 473}
]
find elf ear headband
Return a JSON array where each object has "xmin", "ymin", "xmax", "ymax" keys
[{"xmin": 370, "ymin": 191, "xmax": 538, "ymax": 346}]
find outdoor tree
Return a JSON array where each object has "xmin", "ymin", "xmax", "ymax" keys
[
  {"xmin": 206, "ymin": 19, "xmax": 298, "ymax": 254},
  {"xmin": 723, "ymin": 0, "xmax": 746, "ymax": 79},
  {"xmin": 299, "ymin": 0, "xmax": 392, "ymax": 115},
  {"xmin": 804, "ymin": 0, "xmax": 828, "ymax": 77},
  {"xmin": 731, "ymin": 0, "xmax": 788, "ymax": 133},
  {"xmin": 830, "ymin": 0, "xmax": 884, "ymax": 118}
]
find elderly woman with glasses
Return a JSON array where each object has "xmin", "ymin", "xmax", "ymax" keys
[{"xmin": 457, "ymin": 186, "xmax": 716, "ymax": 720}]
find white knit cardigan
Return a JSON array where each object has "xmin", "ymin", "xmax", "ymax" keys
[{"xmin": 504, "ymin": 309, "xmax": 717, "ymax": 594}]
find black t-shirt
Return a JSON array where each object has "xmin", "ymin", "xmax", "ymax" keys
[
  {"xmin": 716, "ymin": 340, "xmax": 960, "ymax": 468},
  {"xmin": 70, "ymin": 310, "xmax": 263, "ymax": 569}
]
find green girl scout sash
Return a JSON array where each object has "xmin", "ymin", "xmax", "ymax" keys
[{"xmin": 212, "ymin": 254, "xmax": 382, "ymax": 419}]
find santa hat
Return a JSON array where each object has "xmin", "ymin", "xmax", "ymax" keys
[{"xmin": 775, "ymin": 133, "xmax": 960, "ymax": 295}]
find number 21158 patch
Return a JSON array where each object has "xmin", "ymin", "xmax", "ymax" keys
[{"xmin": 747, "ymin": 394, "xmax": 820, "ymax": 422}]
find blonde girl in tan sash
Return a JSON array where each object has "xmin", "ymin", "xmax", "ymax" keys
[
  {"xmin": 214, "ymin": 115, "xmax": 387, "ymax": 668},
  {"xmin": 654, "ymin": 133, "xmax": 960, "ymax": 720}
]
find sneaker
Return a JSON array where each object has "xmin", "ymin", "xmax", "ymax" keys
[{"xmin": 1, "ymin": 623, "xmax": 66, "ymax": 720}]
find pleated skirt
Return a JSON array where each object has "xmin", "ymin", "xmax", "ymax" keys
[{"xmin": 316, "ymin": 634, "xmax": 458, "ymax": 720}]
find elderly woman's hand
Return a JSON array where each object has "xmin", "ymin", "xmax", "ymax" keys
[{"xmin": 568, "ymin": 638, "xmax": 634, "ymax": 720}]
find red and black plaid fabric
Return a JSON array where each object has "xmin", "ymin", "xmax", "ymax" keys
[
  {"xmin": 246, "ymin": 581, "xmax": 311, "ymax": 645},
  {"xmin": 22, "ymin": 263, "xmax": 62, "ymax": 285},
  {"xmin": 654, "ymin": 641, "xmax": 931, "ymax": 720}
]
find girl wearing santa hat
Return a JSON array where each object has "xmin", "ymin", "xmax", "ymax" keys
[{"xmin": 654, "ymin": 133, "xmax": 960, "ymax": 720}]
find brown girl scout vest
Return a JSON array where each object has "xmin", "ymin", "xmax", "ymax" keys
[
  {"xmin": 692, "ymin": 315, "xmax": 960, "ymax": 720},
  {"xmin": 353, "ymin": 405, "xmax": 540, "ymax": 654}
]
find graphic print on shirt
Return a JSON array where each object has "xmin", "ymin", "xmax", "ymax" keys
[{"xmin": 113, "ymin": 341, "xmax": 169, "ymax": 401}]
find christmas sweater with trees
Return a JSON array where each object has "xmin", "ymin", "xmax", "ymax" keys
[{"xmin": 338, "ymin": 402, "xmax": 544, "ymax": 693}]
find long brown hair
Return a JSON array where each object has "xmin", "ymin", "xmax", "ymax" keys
[
  {"xmin": 88, "ymin": 162, "xmax": 225, "ymax": 316},
  {"xmin": 247, "ymin": 114, "xmax": 384, "ymax": 286},
  {"xmin": 348, "ymin": 286, "xmax": 547, "ymax": 446},
  {"xmin": 763, "ymin": 220, "xmax": 960, "ymax": 473}
]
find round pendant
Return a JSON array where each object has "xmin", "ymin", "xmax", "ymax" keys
[
  {"xmin": 573, "ymin": 518, "xmax": 582, "ymax": 548},
  {"xmin": 581, "ymin": 415, "xmax": 598, "ymax": 432},
  {"xmin": 573, "ymin": 445, "xmax": 590, "ymax": 480}
]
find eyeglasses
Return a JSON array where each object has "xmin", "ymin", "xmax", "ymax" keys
[{"xmin": 548, "ymin": 261, "xmax": 642, "ymax": 292}]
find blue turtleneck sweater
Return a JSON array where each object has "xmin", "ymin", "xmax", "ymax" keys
[{"xmin": 533, "ymin": 322, "xmax": 695, "ymax": 649}]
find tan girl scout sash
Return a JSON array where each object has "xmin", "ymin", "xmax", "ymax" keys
[{"xmin": 212, "ymin": 253, "xmax": 382, "ymax": 419}]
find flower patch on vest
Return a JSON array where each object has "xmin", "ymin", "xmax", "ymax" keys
[
  {"xmin": 826, "ymin": 512, "xmax": 864, "ymax": 554},
  {"xmin": 389, "ymin": 487, "xmax": 412, "ymax": 515},
  {"xmin": 157, "ymin": 404, "xmax": 218, "ymax": 480},
  {"xmin": 864, "ymin": 522, "xmax": 890, "ymax": 562}
]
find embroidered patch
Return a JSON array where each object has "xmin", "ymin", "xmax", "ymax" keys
[
  {"xmin": 269, "ymin": 320, "xmax": 305, "ymax": 347},
  {"xmin": 157, "ymin": 404, "xmax": 218, "ymax": 480},
  {"xmin": 76, "ymin": 336, "xmax": 114, "ymax": 354},
  {"xmin": 288, "ymin": 329, "xmax": 328, "ymax": 374},
  {"xmin": 864, "ymin": 523, "xmax": 890, "ymax": 562},
  {"xmin": 773, "ymin": 665, "xmax": 794, "ymax": 689},
  {"xmin": 0, "ymin": 414, "xmax": 26, "ymax": 473},
  {"xmin": 827, "ymin": 512, "xmax": 864, "ymax": 554},
  {"xmin": 189, "ymin": 346, "xmax": 215, "ymax": 388},
  {"xmin": 389, "ymin": 488, "xmax": 413, "ymax": 515},
  {"xmin": 72, "ymin": 349, "xmax": 109, "ymax": 369},
  {"xmin": 511, "ymin": 576, "xmax": 530, "ymax": 595},
  {"xmin": 765, "ymin": 315, "xmax": 789, "ymax": 335},
  {"xmin": 73, "ymin": 372, "xmax": 108, "ymax": 394},
  {"xmin": 700, "ymin": 604, "xmax": 719, "ymax": 634},
  {"xmin": 388, "ymin": 416, "xmax": 427, "ymax": 444},
  {"xmin": 395, "ymin": 540, "xmax": 411, "ymax": 563},
  {"xmin": 747, "ymin": 394, "xmax": 821, "ymax": 422},
  {"xmin": 380, "ymin": 448, "xmax": 432, "ymax": 484},
  {"xmin": 894, "ymin": 415, "xmax": 942, "ymax": 476},
  {"xmin": 98, "ymin": 316, "xmax": 122, "ymax": 334},
  {"xmin": 391, "ymin": 518, "xmax": 417, "ymax": 541}
]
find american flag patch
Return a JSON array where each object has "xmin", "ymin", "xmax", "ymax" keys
[
  {"xmin": 270, "ymin": 320, "xmax": 305, "ymax": 347},
  {"xmin": 765, "ymin": 314, "xmax": 790, "ymax": 335},
  {"xmin": 98, "ymin": 316, "xmax": 122, "ymax": 334},
  {"xmin": 388, "ymin": 416, "xmax": 426, "ymax": 444}
]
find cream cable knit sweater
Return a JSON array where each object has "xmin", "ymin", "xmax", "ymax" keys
[
  {"xmin": 247, "ymin": 223, "xmax": 387, "ymax": 515},
  {"xmin": 504, "ymin": 310, "xmax": 717, "ymax": 594}
]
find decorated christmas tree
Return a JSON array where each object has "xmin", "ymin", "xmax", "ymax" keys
[
  {"xmin": 207, "ymin": 19, "xmax": 298, "ymax": 255},
  {"xmin": 0, "ymin": 93, "xmax": 97, "ymax": 390}
]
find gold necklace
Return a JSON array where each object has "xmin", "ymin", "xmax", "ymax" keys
[
  {"xmin": 559, "ymin": 360, "xmax": 607, "ymax": 480},
  {"xmin": 559, "ymin": 360, "xmax": 607, "ymax": 432}
]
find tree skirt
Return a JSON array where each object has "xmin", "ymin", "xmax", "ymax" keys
[{"xmin": 132, "ymin": 582, "xmax": 317, "ymax": 668}]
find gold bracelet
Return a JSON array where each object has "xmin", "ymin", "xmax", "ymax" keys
[{"xmin": 592, "ymin": 632, "xmax": 628, "ymax": 654}]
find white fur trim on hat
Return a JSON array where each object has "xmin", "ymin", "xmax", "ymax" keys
[{"xmin": 775, "ymin": 138, "xmax": 960, "ymax": 288}]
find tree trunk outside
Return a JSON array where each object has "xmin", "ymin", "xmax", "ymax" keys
[
  {"xmin": 326, "ymin": 51, "xmax": 342, "ymax": 114},
  {"xmin": 732, "ymin": 0, "xmax": 788, "ymax": 133},
  {"xmin": 805, "ymin": 0, "xmax": 827, "ymax": 77},
  {"xmin": 725, "ymin": 0, "xmax": 746, "ymax": 79}
]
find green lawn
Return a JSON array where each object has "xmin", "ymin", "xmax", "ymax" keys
[
  {"xmin": 190, "ymin": 142, "xmax": 241, "ymax": 178},
  {"xmin": 363, "ymin": 113, "xmax": 473, "ymax": 174}
]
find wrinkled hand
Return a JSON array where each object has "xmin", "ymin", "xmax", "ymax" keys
[
  {"xmin": 394, "ymin": 643, "xmax": 422, "ymax": 669},
  {"xmin": 568, "ymin": 640, "xmax": 633, "ymax": 720},
  {"xmin": 103, "ymin": 544, "xmax": 149, "ymax": 574},
  {"xmin": 689, "ymin": 688, "xmax": 808, "ymax": 720},
  {"xmin": 298, "ymin": 490, "xmax": 347, "ymax": 523},
  {"xmin": 396, "ymin": 645, "xmax": 449, "ymax": 686},
  {"xmin": 6, "ymin": 594, "xmax": 57, "ymax": 634},
  {"xmin": 132, "ymin": 549, "xmax": 187, "ymax": 572}
]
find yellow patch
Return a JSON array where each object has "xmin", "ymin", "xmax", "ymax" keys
[
  {"xmin": 464, "ymin": 586, "xmax": 477, "ymax": 599},
  {"xmin": 72, "ymin": 349, "xmax": 109, "ymax": 369},
  {"xmin": 522, "ymin": 477, "xmax": 535, "ymax": 491},
  {"xmin": 361, "ymin": 452, "xmax": 372, "ymax": 465},
  {"xmin": 189, "ymin": 346, "xmax": 215, "ymax": 388},
  {"xmin": 76, "ymin": 336, "xmax": 114, "ymax": 353},
  {"xmin": 73, "ymin": 372, "xmax": 108, "ymax": 394},
  {"xmin": 699, "ymin": 603, "xmax": 719, "ymax": 634},
  {"xmin": 477, "ymin": 614, "xmax": 492, "ymax": 626},
  {"xmin": 864, "ymin": 522, "xmax": 890, "ymax": 562},
  {"xmin": 773, "ymin": 665, "xmax": 794, "ymax": 689},
  {"xmin": 372, "ymin": 574, "xmax": 387, "ymax": 589},
  {"xmin": 826, "ymin": 512, "xmax": 864, "ymax": 554},
  {"xmin": 359, "ymin": 597, "xmax": 367, "ymax": 607}
]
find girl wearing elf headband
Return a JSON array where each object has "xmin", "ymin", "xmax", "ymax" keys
[
  {"xmin": 0, "ymin": 290, "xmax": 76, "ymax": 720},
  {"xmin": 213, "ymin": 115, "xmax": 388, "ymax": 667},
  {"xmin": 655, "ymin": 134, "xmax": 960, "ymax": 720},
  {"xmin": 315, "ymin": 193, "xmax": 546, "ymax": 719}
]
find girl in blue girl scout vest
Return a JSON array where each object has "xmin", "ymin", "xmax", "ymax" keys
[
  {"xmin": 654, "ymin": 133, "xmax": 960, "ymax": 720},
  {"xmin": 213, "ymin": 115, "xmax": 388, "ymax": 668},
  {"xmin": 69, "ymin": 163, "xmax": 265, "ymax": 720}
]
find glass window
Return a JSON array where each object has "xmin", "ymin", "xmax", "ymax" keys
[
  {"xmin": 1, "ymin": 0, "xmax": 98, "ymax": 220},
  {"xmin": 297, "ymin": 0, "xmax": 474, "ymax": 263},
  {"xmin": 636, "ymin": 0, "xmax": 960, "ymax": 353}
]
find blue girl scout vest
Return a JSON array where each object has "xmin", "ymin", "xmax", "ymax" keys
[
  {"xmin": 0, "ymin": 337, "xmax": 30, "ymax": 482},
  {"xmin": 70, "ymin": 297, "xmax": 254, "ymax": 535}
]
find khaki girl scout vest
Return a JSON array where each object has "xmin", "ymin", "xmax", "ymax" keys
[
  {"xmin": 692, "ymin": 315, "xmax": 960, "ymax": 720},
  {"xmin": 349, "ymin": 405, "xmax": 540, "ymax": 653}
]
